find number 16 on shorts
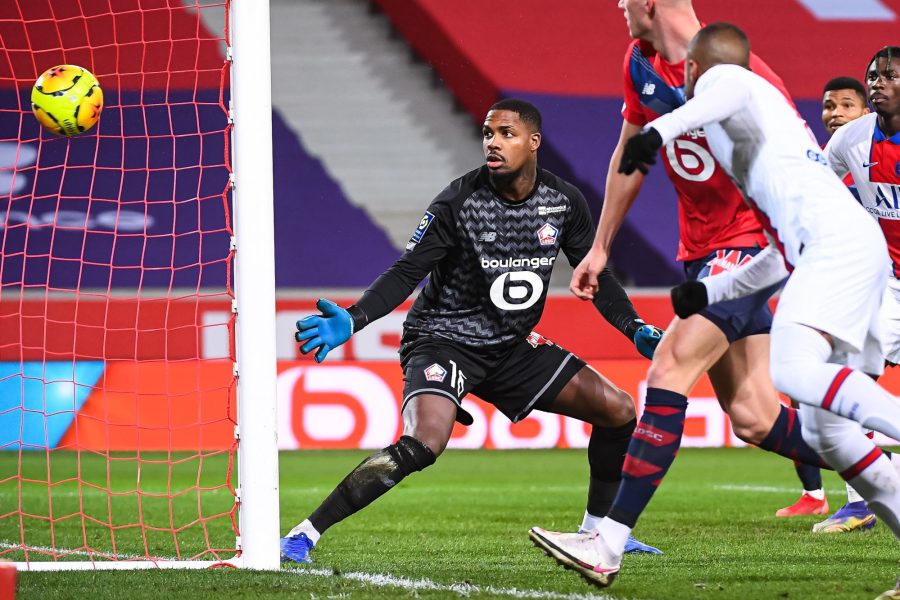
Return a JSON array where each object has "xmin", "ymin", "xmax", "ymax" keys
[{"xmin": 449, "ymin": 360, "xmax": 466, "ymax": 397}]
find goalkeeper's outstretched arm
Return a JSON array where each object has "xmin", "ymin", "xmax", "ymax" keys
[{"xmin": 297, "ymin": 204, "xmax": 453, "ymax": 362}]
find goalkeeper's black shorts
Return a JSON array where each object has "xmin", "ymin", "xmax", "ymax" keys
[{"xmin": 398, "ymin": 332, "xmax": 585, "ymax": 426}]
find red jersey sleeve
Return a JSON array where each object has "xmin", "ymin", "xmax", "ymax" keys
[
  {"xmin": 749, "ymin": 52, "xmax": 794, "ymax": 105},
  {"xmin": 621, "ymin": 40, "xmax": 648, "ymax": 126}
]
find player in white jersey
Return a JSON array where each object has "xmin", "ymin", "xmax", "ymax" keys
[
  {"xmin": 530, "ymin": 24, "xmax": 900, "ymax": 593},
  {"xmin": 827, "ymin": 47, "xmax": 900, "ymax": 367},
  {"xmin": 778, "ymin": 76, "xmax": 878, "ymax": 532}
]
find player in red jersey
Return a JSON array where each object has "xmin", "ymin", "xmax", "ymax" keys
[
  {"xmin": 778, "ymin": 77, "xmax": 877, "ymax": 528},
  {"xmin": 554, "ymin": 0, "xmax": 831, "ymax": 543}
]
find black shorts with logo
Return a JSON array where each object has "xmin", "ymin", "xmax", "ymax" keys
[{"xmin": 399, "ymin": 332, "xmax": 586, "ymax": 426}]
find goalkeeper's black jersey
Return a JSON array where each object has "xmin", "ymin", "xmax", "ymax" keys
[{"xmin": 354, "ymin": 166, "xmax": 639, "ymax": 349}]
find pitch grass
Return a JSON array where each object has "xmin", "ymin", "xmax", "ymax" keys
[{"xmin": 9, "ymin": 448, "xmax": 900, "ymax": 599}]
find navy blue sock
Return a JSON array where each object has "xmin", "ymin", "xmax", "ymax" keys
[
  {"xmin": 758, "ymin": 405, "xmax": 830, "ymax": 470},
  {"xmin": 794, "ymin": 461, "xmax": 823, "ymax": 492},
  {"xmin": 607, "ymin": 388, "xmax": 687, "ymax": 528}
]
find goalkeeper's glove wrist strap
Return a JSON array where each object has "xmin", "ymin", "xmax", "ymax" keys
[
  {"xmin": 624, "ymin": 318, "xmax": 645, "ymax": 341},
  {"xmin": 347, "ymin": 304, "xmax": 369, "ymax": 334}
]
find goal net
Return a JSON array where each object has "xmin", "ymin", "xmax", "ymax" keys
[{"xmin": 0, "ymin": 0, "xmax": 279, "ymax": 570}]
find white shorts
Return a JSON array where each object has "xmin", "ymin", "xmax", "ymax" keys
[
  {"xmin": 881, "ymin": 278, "xmax": 900, "ymax": 365},
  {"xmin": 772, "ymin": 224, "xmax": 888, "ymax": 375}
]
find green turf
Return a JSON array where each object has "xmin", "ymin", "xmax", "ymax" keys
[{"xmin": 7, "ymin": 448, "xmax": 899, "ymax": 599}]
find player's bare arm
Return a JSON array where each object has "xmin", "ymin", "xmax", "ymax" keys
[{"xmin": 570, "ymin": 120, "xmax": 646, "ymax": 300}]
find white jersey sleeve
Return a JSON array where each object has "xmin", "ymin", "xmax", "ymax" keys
[
  {"xmin": 650, "ymin": 66, "xmax": 751, "ymax": 144},
  {"xmin": 701, "ymin": 244, "xmax": 789, "ymax": 303},
  {"xmin": 823, "ymin": 123, "xmax": 852, "ymax": 180}
]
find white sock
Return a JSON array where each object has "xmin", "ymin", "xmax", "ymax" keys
[
  {"xmin": 580, "ymin": 511, "xmax": 603, "ymax": 533},
  {"xmin": 799, "ymin": 405, "xmax": 900, "ymax": 540},
  {"xmin": 845, "ymin": 456, "xmax": 900, "ymax": 540},
  {"xmin": 287, "ymin": 519, "xmax": 321, "ymax": 545},
  {"xmin": 805, "ymin": 488, "xmax": 825, "ymax": 501},
  {"xmin": 597, "ymin": 517, "xmax": 632, "ymax": 557},
  {"xmin": 770, "ymin": 324, "xmax": 900, "ymax": 440},
  {"xmin": 846, "ymin": 482, "xmax": 864, "ymax": 504}
]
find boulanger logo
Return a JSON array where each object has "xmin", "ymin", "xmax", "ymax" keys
[
  {"xmin": 665, "ymin": 137, "xmax": 715, "ymax": 182},
  {"xmin": 489, "ymin": 271, "xmax": 544, "ymax": 311},
  {"xmin": 480, "ymin": 256, "xmax": 556, "ymax": 270}
]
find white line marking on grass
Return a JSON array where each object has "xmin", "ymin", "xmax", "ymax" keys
[
  {"xmin": 714, "ymin": 485, "xmax": 846, "ymax": 494},
  {"xmin": 0, "ymin": 542, "xmax": 176, "ymax": 562},
  {"xmin": 7, "ymin": 542, "xmax": 614, "ymax": 598},
  {"xmin": 292, "ymin": 566, "xmax": 618, "ymax": 599}
]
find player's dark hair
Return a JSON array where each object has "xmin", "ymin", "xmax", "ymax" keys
[
  {"xmin": 823, "ymin": 76, "xmax": 867, "ymax": 104},
  {"xmin": 693, "ymin": 22, "xmax": 750, "ymax": 67},
  {"xmin": 867, "ymin": 46, "xmax": 900, "ymax": 80},
  {"xmin": 488, "ymin": 98, "xmax": 542, "ymax": 133}
]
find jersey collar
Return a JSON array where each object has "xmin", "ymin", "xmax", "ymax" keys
[{"xmin": 874, "ymin": 120, "xmax": 900, "ymax": 144}]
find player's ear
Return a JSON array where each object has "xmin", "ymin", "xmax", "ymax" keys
[{"xmin": 530, "ymin": 132, "xmax": 541, "ymax": 152}]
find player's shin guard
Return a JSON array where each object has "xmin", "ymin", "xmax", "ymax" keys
[
  {"xmin": 308, "ymin": 435, "xmax": 436, "ymax": 533},
  {"xmin": 586, "ymin": 419, "xmax": 636, "ymax": 518},
  {"xmin": 757, "ymin": 405, "xmax": 831, "ymax": 469},
  {"xmin": 770, "ymin": 323, "xmax": 900, "ymax": 441},
  {"xmin": 800, "ymin": 405, "xmax": 900, "ymax": 540},
  {"xmin": 606, "ymin": 388, "xmax": 687, "ymax": 529}
]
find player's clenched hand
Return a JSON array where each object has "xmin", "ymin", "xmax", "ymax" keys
[
  {"xmin": 295, "ymin": 298, "xmax": 354, "ymax": 363},
  {"xmin": 618, "ymin": 127, "xmax": 662, "ymax": 176},
  {"xmin": 670, "ymin": 280, "xmax": 709, "ymax": 319},
  {"xmin": 570, "ymin": 249, "xmax": 608, "ymax": 300}
]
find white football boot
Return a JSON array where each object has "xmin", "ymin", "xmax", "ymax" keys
[{"xmin": 529, "ymin": 526, "xmax": 622, "ymax": 587}]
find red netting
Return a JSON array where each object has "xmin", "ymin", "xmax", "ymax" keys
[{"xmin": 0, "ymin": 0, "xmax": 238, "ymax": 564}]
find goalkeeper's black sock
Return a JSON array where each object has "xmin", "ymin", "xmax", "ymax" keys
[
  {"xmin": 758, "ymin": 405, "xmax": 831, "ymax": 469},
  {"xmin": 308, "ymin": 435, "xmax": 436, "ymax": 534},
  {"xmin": 585, "ymin": 418, "xmax": 636, "ymax": 519},
  {"xmin": 607, "ymin": 388, "xmax": 686, "ymax": 529}
]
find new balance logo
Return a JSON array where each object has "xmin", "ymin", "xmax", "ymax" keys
[
  {"xmin": 641, "ymin": 82, "xmax": 656, "ymax": 95},
  {"xmin": 477, "ymin": 232, "xmax": 497, "ymax": 242}
]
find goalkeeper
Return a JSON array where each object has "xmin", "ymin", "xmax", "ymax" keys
[{"xmin": 281, "ymin": 99, "xmax": 665, "ymax": 564}]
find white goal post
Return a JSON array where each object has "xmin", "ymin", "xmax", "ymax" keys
[{"xmin": 10, "ymin": 0, "xmax": 280, "ymax": 572}]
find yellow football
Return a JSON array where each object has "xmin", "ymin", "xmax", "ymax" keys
[{"xmin": 31, "ymin": 65, "xmax": 103, "ymax": 137}]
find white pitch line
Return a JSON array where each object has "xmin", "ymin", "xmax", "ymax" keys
[
  {"xmin": 6, "ymin": 541, "xmax": 618, "ymax": 599},
  {"xmin": 714, "ymin": 484, "xmax": 847, "ymax": 494},
  {"xmin": 293, "ymin": 566, "xmax": 620, "ymax": 600},
  {"xmin": 0, "ymin": 542, "xmax": 176, "ymax": 562}
]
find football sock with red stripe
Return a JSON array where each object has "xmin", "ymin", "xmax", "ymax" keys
[
  {"xmin": 606, "ymin": 388, "xmax": 687, "ymax": 529},
  {"xmin": 758, "ymin": 405, "xmax": 830, "ymax": 469},
  {"xmin": 799, "ymin": 404, "xmax": 900, "ymax": 539},
  {"xmin": 771, "ymin": 323, "xmax": 900, "ymax": 441},
  {"xmin": 794, "ymin": 461, "xmax": 823, "ymax": 492}
]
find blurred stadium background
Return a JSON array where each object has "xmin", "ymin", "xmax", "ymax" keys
[
  {"xmin": 1, "ymin": 0, "xmax": 900, "ymax": 593},
  {"xmin": 2, "ymin": 0, "xmax": 899, "ymax": 461}
]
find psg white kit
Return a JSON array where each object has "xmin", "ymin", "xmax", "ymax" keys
[
  {"xmin": 650, "ymin": 64, "xmax": 890, "ymax": 373},
  {"xmin": 827, "ymin": 112, "xmax": 900, "ymax": 365}
]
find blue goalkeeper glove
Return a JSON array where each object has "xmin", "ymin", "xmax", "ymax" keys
[
  {"xmin": 633, "ymin": 322, "xmax": 664, "ymax": 360},
  {"xmin": 295, "ymin": 298, "xmax": 354, "ymax": 363}
]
